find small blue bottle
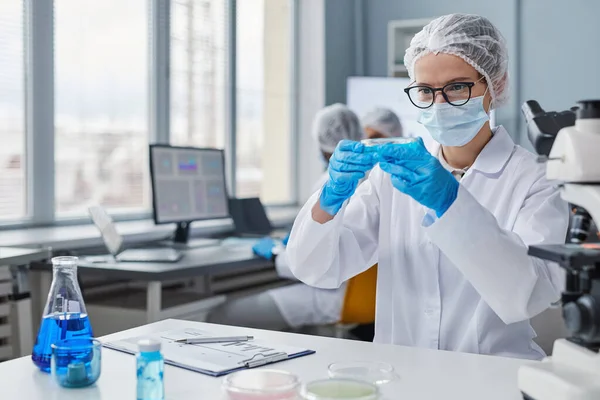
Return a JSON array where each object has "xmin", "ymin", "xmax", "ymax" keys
[{"xmin": 136, "ymin": 339, "xmax": 164, "ymax": 400}]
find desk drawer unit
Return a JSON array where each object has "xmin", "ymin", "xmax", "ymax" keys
[{"xmin": 0, "ymin": 266, "xmax": 13, "ymax": 361}]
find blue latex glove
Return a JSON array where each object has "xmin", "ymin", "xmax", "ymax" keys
[
  {"xmin": 320, "ymin": 140, "xmax": 377, "ymax": 215},
  {"xmin": 281, "ymin": 233, "xmax": 290, "ymax": 247},
  {"xmin": 252, "ymin": 237, "xmax": 276, "ymax": 260},
  {"xmin": 377, "ymin": 138, "xmax": 459, "ymax": 217}
]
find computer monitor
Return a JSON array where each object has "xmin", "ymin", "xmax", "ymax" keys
[{"xmin": 149, "ymin": 144, "xmax": 229, "ymax": 244}]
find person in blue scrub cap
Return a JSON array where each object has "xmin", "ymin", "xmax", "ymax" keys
[{"xmin": 286, "ymin": 14, "xmax": 569, "ymax": 359}]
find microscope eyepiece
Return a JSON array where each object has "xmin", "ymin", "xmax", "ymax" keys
[
  {"xmin": 576, "ymin": 100, "xmax": 600, "ymax": 119},
  {"xmin": 522, "ymin": 100, "xmax": 545, "ymax": 120}
]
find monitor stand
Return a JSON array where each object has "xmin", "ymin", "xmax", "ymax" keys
[
  {"xmin": 166, "ymin": 222, "xmax": 221, "ymax": 249},
  {"xmin": 173, "ymin": 222, "xmax": 191, "ymax": 244}
]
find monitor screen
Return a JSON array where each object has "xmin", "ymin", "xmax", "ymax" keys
[{"xmin": 149, "ymin": 145, "xmax": 229, "ymax": 224}]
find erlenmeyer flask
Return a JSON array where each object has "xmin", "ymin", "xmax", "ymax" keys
[{"xmin": 32, "ymin": 256, "xmax": 94, "ymax": 372}]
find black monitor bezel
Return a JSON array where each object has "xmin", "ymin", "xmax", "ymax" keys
[{"xmin": 149, "ymin": 144, "xmax": 230, "ymax": 225}]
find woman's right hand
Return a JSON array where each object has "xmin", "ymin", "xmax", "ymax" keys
[{"xmin": 319, "ymin": 140, "xmax": 377, "ymax": 216}]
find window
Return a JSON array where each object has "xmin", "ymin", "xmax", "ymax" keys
[
  {"xmin": 172, "ymin": 0, "xmax": 295, "ymax": 203},
  {"xmin": 54, "ymin": 0, "xmax": 149, "ymax": 215},
  {"xmin": 236, "ymin": 0, "xmax": 293, "ymax": 203},
  {"xmin": 170, "ymin": 0, "xmax": 227, "ymax": 149},
  {"xmin": 5, "ymin": 0, "xmax": 297, "ymax": 226},
  {"xmin": 0, "ymin": 0, "xmax": 26, "ymax": 220}
]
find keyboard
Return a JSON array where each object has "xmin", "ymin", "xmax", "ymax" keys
[
  {"xmin": 116, "ymin": 248, "xmax": 183, "ymax": 263},
  {"xmin": 166, "ymin": 238, "xmax": 221, "ymax": 250}
]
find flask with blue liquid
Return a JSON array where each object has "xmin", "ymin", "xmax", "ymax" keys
[{"xmin": 32, "ymin": 256, "xmax": 94, "ymax": 372}]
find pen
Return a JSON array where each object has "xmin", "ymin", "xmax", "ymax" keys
[{"xmin": 174, "ymin": 335, "xmax": 254, "ymax": 344}]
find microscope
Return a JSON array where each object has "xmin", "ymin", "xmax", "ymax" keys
[{"xmin": 518, "ymin": 100, "xmax": 600, "ymax": 400}]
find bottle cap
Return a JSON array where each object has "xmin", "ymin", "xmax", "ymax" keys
[{"xmin": 138, "ymin": 339, "xmax": 161, "ymax": 352}]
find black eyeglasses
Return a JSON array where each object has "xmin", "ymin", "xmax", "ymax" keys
[{"xmin": 404, "ymin": 79, "xmax": 482, "ymax": 109}]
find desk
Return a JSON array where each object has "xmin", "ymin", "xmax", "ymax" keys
[
  {"xmin": 0, "ymin": 247, "xmax": 51, "ymax": 359},
  {"xmin": 0, "ymin": 319, "xmax": 528, "ymax": 399},
  {"xmin": 0, "ymin": 207, "xmax": 298, "ymax": 251},
  {"xmin": 0, "ymin": 247, "xmax": 51, "ymax": 266},
  {"xmin": 29, "ymin": 242, "xmax": 273, "ymax": 331}
]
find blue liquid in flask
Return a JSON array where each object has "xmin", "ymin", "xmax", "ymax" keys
[{"xmin": 31, "ymin": 313, "xmax": 93, "ymax": 372}]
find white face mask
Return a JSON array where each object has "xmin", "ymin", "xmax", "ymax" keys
[{"xmin": 417, "ymin": 94, "xmax": 490, "ymax": 147}]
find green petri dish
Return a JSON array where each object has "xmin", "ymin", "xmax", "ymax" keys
[
  {"xmin": 300, "ymin": 379, "xmax": 379, "ymax": 400},
  {"xmin": 328, "ymin": 361, "xmax": 397, "ymax": 385}
]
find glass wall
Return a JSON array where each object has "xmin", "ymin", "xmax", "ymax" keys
[
  {"xmin": 2, "ymin": 0, "xmax": 296, "ymax": 226},
  {"xmin": 54, "ymin": 0, "xmax": 150, "ymax": 215},
  {"xmin": 0, "ymin": 0, "xmax": 26, "ymax": 220},
  {"xmin": 170, "ymin": 0, "xmax": 227, "ymax": 150}
]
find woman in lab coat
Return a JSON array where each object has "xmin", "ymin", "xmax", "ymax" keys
[
  {"xmin": 207, "ymin": 105, "xmax": 403, "ymax": 331},
  {"xmin": 287, "ymin": 14, "xmax": 569, "ymax": 359},
  {"xmin": 267, "ymin": 106, "xmax": 404, "ymax": 330}
]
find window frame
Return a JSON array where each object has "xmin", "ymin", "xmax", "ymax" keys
[{"xmin": 0, "ymin": 0, "xmax": 298, "ymax": 229}]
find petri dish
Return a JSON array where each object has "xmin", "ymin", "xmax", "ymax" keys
[
  {"xmin": 301, "ymin": 378, "xmax": 379, "ymax": 400},
  {"xmin": 361, "ymin": 137, "xmax": 417, "ymax": 147},
  {"xmin": 223, "ymin": 369, "xmax": 300, "ymax": 400},
  {"xmin": 51, "ymin": 338, "xmax": 102, "ymax": 388},
  {"xmin": 328, "ymin": 361, "xmax": 397, "ymax": 385}
]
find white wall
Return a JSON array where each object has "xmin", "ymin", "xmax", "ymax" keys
[
  {"xmin": 296, "ymin": 0, "xmax": 326, "ymax": 202},
  {"xmin": 361, "ymin": 0, "xmax": 600, "ymax": 146},
  {"xmin": 520, "ymin": 0, "xmax": 600, "ymax": 114},
  {"xmin": 324, "ymin": 0, "xmax": 358, "ymax": 105},
  {"xmin": 296, "ymin": 0, "xmax": 363, "ymax": 202},
  {"xmin": 261, "ymin": 0, "xmax": 292, "ymax": 203}
]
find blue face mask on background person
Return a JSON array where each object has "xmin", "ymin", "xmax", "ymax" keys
[{"xmin": 417, "ymin": 94, "xmax": 490, "ymax": 147}]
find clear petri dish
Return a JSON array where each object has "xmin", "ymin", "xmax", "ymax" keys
[
  {"xmin": 361, "ymin": 137, "xmax": 417, "ymax": 147},
  {"xmin": 223, "ymin": 369, "xmax": 300, "ymax": 400},
  {"xmin": 301, "ymin": 378, "xmax": 379, "ymax": 400},
  {"xmin": 328, "ymin": 361, "xmax": 397, "ymax": 385}
]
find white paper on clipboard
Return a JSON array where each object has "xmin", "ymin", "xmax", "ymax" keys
[{"xmin": 104, "ymin": 328, "xmax": 315, "ymax": 376}]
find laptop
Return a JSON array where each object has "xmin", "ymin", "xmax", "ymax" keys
[
  {"xmin": 88, "ymin": 206, "xmax": 183, "ymax": 263},
  {"xmin": 228, "ymin": 197, "xmax": 288, "ymax": 238}
]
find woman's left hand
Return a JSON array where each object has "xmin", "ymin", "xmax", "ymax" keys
[{"xmin": 377, "ymin": 138, "xmax": 459, "ymax": 217}]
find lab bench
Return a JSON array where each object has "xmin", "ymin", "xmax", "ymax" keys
[{"xmin": 0, "ymin": 318, "xmax": 529, "ymax": 399}]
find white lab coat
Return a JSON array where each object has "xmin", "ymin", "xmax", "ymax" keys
[
  {"xmin": 287, "ymin": 126, "xmax": 569, "ymax": 359},
  {"xmin": 268, "ymin": 172, "xmax": 348, "ymax": 328}
]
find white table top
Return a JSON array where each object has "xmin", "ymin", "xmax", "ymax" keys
[{"xmin": 0, "ymin": 319, "xmax": 530, "ymax": 399}]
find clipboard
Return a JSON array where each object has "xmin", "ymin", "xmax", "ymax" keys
[{"xmin": 104, "ymin": 328, "xmax": 316, "ymax": 377}]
